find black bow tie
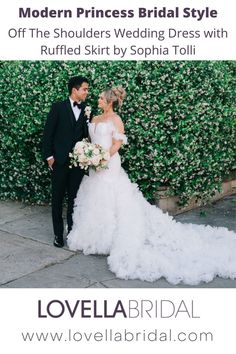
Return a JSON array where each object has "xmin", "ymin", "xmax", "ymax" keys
[{"xmin": 73, "ymin": 101, "xmax": 83, "ymax": 109}]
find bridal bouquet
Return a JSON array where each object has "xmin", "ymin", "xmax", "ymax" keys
[{"xmin": 69, "ymin": 138, "xmax": 110, "ymax": 171}]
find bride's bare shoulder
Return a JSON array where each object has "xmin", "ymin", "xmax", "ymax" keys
[
  {"xmin": 111, "ymin": 114, "xmax": 125, "ymax": 133},
  {"xmin": 111, "ymin": 114, "xmax": 123, "ymax": 124},
  {"xmin": 91, "ymin": 115, "xmax": 101, "ymax": 123}
]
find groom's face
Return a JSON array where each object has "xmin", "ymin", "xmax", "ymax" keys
[{"xmin": 75, "ymin": 82, "xmax": 89, "ymax": 102}]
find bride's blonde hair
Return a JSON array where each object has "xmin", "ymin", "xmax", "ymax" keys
[{"xmin": 103, "ymin": 86, "xmax": 126, "ymax": 109}]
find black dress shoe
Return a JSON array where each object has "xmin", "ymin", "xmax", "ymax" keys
[{"xmin": 53, "ymin": 236, "xmax": 64, "ymax": 248}]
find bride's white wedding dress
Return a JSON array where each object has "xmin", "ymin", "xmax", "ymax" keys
[{"xmin": 67, "ymin": 120, "xmax": 236, "ymax": 285}]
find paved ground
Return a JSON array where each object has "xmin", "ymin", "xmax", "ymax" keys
[{"xmin": 0, "ymin": 195, "xmax": 236, "ymax": 288}]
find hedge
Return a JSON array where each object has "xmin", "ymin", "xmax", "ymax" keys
[{"xmin": 0, "ymin": 61, "xmax": 235, "ymax": 206}]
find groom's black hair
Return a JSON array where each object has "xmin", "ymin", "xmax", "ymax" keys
[{"xmin": 68, "ymin": 76, "xmax": 89, "ymax": 94}]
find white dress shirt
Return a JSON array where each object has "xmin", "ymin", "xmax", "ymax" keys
[{"xmin": 69, "ymin": 97, "xmax": 82, "ymax": 121}]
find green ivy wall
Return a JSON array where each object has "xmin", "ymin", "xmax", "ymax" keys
[{"xmin": 0, "ymin": 61, "xmax": 235, "ymax": 205}]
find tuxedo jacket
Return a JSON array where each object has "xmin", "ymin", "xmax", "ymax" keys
[{"xmin": 42, "ymin": 99, "xmax": 89, "ymax": 165}]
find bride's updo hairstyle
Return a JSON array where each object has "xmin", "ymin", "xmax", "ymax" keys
[{"xmin": 103, "ymin": 86, "xmax": 126, "ymax": 109}]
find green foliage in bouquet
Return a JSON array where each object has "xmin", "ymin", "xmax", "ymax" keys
[{"xmin": 0, "ymin": 61, "xmax": 235, "ymax": 205}]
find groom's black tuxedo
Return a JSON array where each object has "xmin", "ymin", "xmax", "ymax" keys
[
  {"xmin": 43, "ymin": 99, "xmax": 89, "ymax": 164},
  {"xmin": 42, "ymin": 99, "xmax": 89, "ymax": 239}
]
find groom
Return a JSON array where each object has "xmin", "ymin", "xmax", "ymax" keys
[{"xmin": 43, "ymin": 76, "xmax": 90, "ymax": 247}]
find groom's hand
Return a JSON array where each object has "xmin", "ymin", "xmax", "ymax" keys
[{"xmin": 47, "ymin": 157, "xmax": 55, "ymax": 170}]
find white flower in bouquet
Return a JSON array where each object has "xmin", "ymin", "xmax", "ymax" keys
[
  {"xmin": 78, "ymin": 155, "xmax": 88, "ymax": 164},
  {"xmin": 74, "ymin": 141, "xmax": 84, "ymax": 149},
  {"xmin": 84, "ymin": 106, "xmax": 92, "ymax": 124},
  {"xmin": 76, "ymin": 147, "xmax": 83, "ymax": 155},
  {"xmin": 93, "ymin": 148, "xmax": 100, "ymax": 155},
  {"xmin": 91, "ymin": 156, "xmax": 100, "ymax": 166},
  {"xmin": 69, "ymin": 138, "xmax": 110, "ymax": 171}
]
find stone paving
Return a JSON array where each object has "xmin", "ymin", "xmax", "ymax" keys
[{"xmin": 0, "ymin": 195, "xmax": 236, "ymax": 288}]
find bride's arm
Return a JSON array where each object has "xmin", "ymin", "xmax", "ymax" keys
[{"xmin": 109, "ymin": 116, "xmax": 125, "ymax": 157}]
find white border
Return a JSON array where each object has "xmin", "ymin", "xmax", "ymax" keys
[{"xmin": 1, "ymin": 0, "xmax": 235, "ymax": 60}]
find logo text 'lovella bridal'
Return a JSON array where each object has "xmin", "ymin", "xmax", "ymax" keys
[{"xmin": 38, "ymin": 298, "xmax": 201, "ymax": 319}]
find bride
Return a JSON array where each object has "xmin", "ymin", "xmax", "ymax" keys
[{"xmin": 67, "ymin": 86, "xmax": 236, "ymax": 285}]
